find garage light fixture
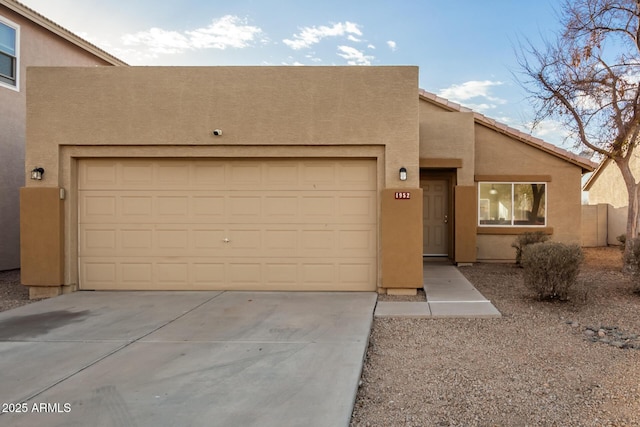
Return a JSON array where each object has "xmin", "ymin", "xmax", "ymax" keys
[
  {"xmin": 399, "ymin": 167, "xmax": 407, "ymax": 181},
  {"xmin": 30, "ymin": 167, "xmax": 44, "ymax": 180}
]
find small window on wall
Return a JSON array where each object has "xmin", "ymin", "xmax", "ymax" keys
[
  {"xmin": 0, "ymin": 17, "xmax": 18, "ymax": 89},
  {"xmin": 478, "ymin": 182, "xmax": 546, "ymax": 226}
]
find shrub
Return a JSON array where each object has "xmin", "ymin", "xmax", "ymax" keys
[
  {"xmin": 623, "ymin": 236, "xmax": 640, "ymax": 294},
  {"xmin": 617, "ymin": 234, "xmax": 627, "ymax": 251},
  {"xmin": 521, "ymin": 242, "xmax": 584, "ymax": 301},
  {"xmin": 511, "ymin": 231, "xmax": 550, "ymax": 265}
]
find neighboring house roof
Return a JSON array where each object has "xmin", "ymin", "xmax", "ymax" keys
[
  {"xmin": 419, "ymin": 89, "xmax": 598, "ymax": 173},
  {"xmin": 583, "ymin": 158, "xmax": 610, "ymax": 191},
  {"xmin": 0, "ymin": 0, "xmax": 127, "ymax": 66}
]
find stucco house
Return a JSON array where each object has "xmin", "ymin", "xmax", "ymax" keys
[
  {"xmin": 583, "ymin": 154, "xmax": 640, "ymax": 245},
  {"xmin": 21, "ymin": 66, "xmax": 596, "ymax": 298},
  {"xmin": 0, "ymin": 0, "xmax": 126, "ymax": 271}
]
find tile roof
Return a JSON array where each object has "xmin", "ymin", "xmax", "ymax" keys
[
  {"xmin": 0, "ymin": 0, "xmax": 127, "ymax": 66},
  {"xmin": 418, "ymin": 89, "xmax": 598, "ymax": 173}
]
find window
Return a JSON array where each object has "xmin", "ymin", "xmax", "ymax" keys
[
  {"xmin": 0, "ymin": 17, "xmax": 18, "ymax": 89},
  {"xmin": 478, "ymin": 182, "xmax": 546, "ymax": 226}
]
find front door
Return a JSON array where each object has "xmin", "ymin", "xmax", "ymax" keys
[{"xmin": 422, "ymin": 179, "xmax": 449, "ymax": 256}]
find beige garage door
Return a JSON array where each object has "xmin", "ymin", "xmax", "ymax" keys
[{"xmin": 78, "ymin": 158, "xmax": 377, "ymax": 291}]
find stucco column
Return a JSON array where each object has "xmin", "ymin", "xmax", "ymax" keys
[
  {"xmin": 381, "ymin": 188, "xmax": 423, "ymax": 291},
  {"xmin": 20, "ymin": 187, "xmax": 64, "ymax": 298},
  {"xmin": 454, "ymin": 186, "xmax": 477, "ymax": 263}
]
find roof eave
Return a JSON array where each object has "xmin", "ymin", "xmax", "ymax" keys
[
  {"xmin": 418, "ymin": 89, "xmax": 597, "ymax": 174},
  {"xmin": 0, "ymin": 0, "xmax": 127, "ymax": 66},
  {"xmin": 583, "ymin": 158, "xmax": 611, "ymax": 191}
]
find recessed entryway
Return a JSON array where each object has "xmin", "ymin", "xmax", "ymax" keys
[{"xmin": 420, "ymin": 169, "xmax": 455, "ymax": 258}]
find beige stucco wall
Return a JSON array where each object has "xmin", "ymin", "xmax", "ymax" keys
[
  {"xmin": 474, "ymin": 124, "xmax": 584, "ymax": 260},
  {"xmin": 587, "ymin": 154, "xmax": 640, "ymax": 208},
  {"xmin": 581, "ymin": 204, "xmax": 608, "ymax": 247},
  {"xmin": 418, "ymin": 100, "xmax": 474, "ymax": 185},
  {"xmin": 0, "ymin": 5, "xmax": 114, "ymax": 270},
  {"xmin": 587, "ymin": 153, "xmax": 640, "ymax": 245},
  {"xmin": 25, "ymin": 66, "xmax": 421, "ymax": 289},
  {"xmin": 418, "ymin": 99, "xmax": 477, "ymax": 262}
]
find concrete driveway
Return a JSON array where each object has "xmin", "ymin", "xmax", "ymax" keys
[{"xmin": 0, "ymin": 291, "xmax": 376, "ymax": 427}]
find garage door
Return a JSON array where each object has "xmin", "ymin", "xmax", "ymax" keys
[{"xmin": 78, "ymin": 159, "xmax": 377, "ymax": 291}]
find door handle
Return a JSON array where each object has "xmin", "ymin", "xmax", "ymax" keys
[{"xmin": 444, "ymin": 215, "xmax": 448, "ymax": 224}]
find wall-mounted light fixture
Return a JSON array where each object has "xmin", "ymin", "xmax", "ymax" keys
[
  {"xmin": 212, "ymin": 129, "xmax": 223, "ymax": 136},
  {"xmin": 30, "ymin": 167, "xmax": 44, "ymax": 180},
  {"xmin": 399, "ymin": 167, "xmax": 407, "ymax": 181}
]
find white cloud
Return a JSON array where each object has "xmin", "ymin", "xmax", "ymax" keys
[
  {"xmin": 283, "ymin": 21, "xmax": 362, "ymax": 50},
  {"xmin": 387, "ymin": 40, "xmax": 397, "ymax": 51},
  {"xmin": 186, "ymin": 15, "xmax": 263, "ymax": 49},
  {"xmin": 528, "ymin": 119, "xmax": 572, "ymax": 141},
  {"xmin": 122, "ymin": 28, "xmax": 191, "ymax": 54},
  {"xmin": 121, "ymin": 15, "xmax": 263, "ymax": 56},
  {"xmin": 464, "ymin": 103, "xmax": 495, "ymax": 112},
  {"xmin": 306, "ymin": 54, "xmax": 323, "ymax": 63},
  {"xmin": 438, "ymin": 80, "xmax": 505, "ymax": 103},
  {"xmin": 368, "ymin": 44, "xmax": 376, "ymax": 49},
  {"xmin": 336, "ymin": 45, "xmax": 373, "ymax": 65}
]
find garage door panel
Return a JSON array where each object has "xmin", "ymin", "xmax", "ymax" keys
[
  {"xmin": 83, "ymin": 262, "xmax": 117, "ymax": 286},
  {"xmin": 264, "ymin": 230, "xmax": 298, "ymax": 250},
  {"xmin": 265, "ymin": 163, "xmax": 299, "ymax": 187},
  {"xmin": 80, "ymin": 191, "xmax": 376, "ymax": 225},
  {"xmin": 192, "ymin": 196, "xmax": 226, "ymax": 217},
  {"xmin": 338, "ymin": 162, "xmax": 377, "ymax": 189},
  {"xmin": 264, "ymin": 196, "xmax": 298, "ymax": 217},
  {"xmin": 339, "ymin": 196, "xmax": 376, "ymax": 218},
  {"xmin": 121, "ymin": 262, "xmax": 153, "ymax": 285},
  {"xmin": 81, "ymin": 224, "xmax": 375, "ymax": 258},
  {"xmin": 121, "ymin": 229, "xmax": 153, "ymax": 250},
  {"xmin": 78, "ymin": 159, "xmax": 378, "ymax": 191},
  {"xmin": 82, "ymin": 229, "xmax": 116, "ymax": 251},
  {"xmin": 229, "ymin": 263, "xmax": 262, "ymax": 284},
  {"xmin": 193, "ymin": 263, "xmax": 225, "ymax": 286},
  {"xmin": 80, "ymin": 257, "xmax": 377, "ymax": 291},
  {"xmin": 340, "ymin": 263, "xmax": 375, "ymax": 284},
  {"xmin": 156, "ymin": 229, "xmax": 189, "ymax": 250},
  {"xmin": 229, "ymin": 197, "xmax": 261, "ymax": 217},
  {"xmin": 157, "ymin": 263, "xmax": 189, "ymax": 285},
  {"xmin": 264, "ymin": 263, "xmax": 298, "ymax": 285},
  {"xmin": 193, "ymin": 163, "xmax": 226, "ymax": 186},
  {"xmin": 193, "ymin": 229, "xmax": 226, "ymax": 250},
  {"xmin": 80, "ymin": 195, "xmax": 117, "ymax": 221},
  {"xmin": 78, "ymin": 159, "xmax": 377, "ymax": 291}
]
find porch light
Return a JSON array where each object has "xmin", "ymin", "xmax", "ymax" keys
[
  {"xmin": 399, "ymin": 167, "xmax": 407, "ymax": 181},
  {"xmin": 489, "ymin": 185, "xmax": 498, "ymax": 195},
  {"xmin": 30, "ymin": 167, "xmax": 44, "ymax": 180}
]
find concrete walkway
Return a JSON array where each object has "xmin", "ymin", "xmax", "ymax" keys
[
  {"xmin": 375, "ymin": 261, "xmax": 501, "ymax": 318},
  {"xmin": 0, "ymin": 291, "xmax": 376, "ymax": 427}
]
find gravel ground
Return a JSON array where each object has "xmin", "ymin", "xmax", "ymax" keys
[
  {"xmin": 2, "ymin": 250, "xmax": 639, "ymax": 426},
  {"xmin": 351, "ymin": 247, "xmax": 640, "ymax": 427},
  {"xmin": 0, "ymin": 269, "xmax": 36, "ymax": 312}
]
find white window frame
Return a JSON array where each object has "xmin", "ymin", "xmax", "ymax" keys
[
  {"xmin": 478, "ymin": 182, "xmax": 547, "ymax": 227},
  {"xmin": 0, "ymin": 15, "xmax": 19, "ymax": 92}
]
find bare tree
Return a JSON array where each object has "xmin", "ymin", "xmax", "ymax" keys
[{"xmin": 517, "ymin": 0, "xmax": 640, "ymax": 264}]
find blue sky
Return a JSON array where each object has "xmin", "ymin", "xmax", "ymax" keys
[{"xmin": 20, "ymin": 0, "xmax": 569, "ymax": 146}]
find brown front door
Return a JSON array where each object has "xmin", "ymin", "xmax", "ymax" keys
[{"xmin": 422, "ymin": 179, "xmax": 449, "ymax": 256}]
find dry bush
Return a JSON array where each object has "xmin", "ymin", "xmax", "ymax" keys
[
  {"xmin": 623, "ymin": 236, "xmax": 640, "ymax": 294},
  {"xmin": 511, "ymin": 231, "xmax": 550, "ymax": 265},
  {"xmin": 521, "ymin": 242, "xmax": 584, "ymax": 301}
]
